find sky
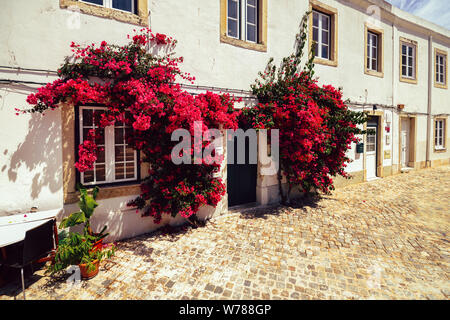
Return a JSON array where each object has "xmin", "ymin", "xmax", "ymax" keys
[{"xmin": 385, "ymin": 0, "xmax": 450, "ymax": 30}]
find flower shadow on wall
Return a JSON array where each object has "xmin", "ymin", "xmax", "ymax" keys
[{"xmin": 4, "ymin": 83, "xmax": 62, "ymax": 202}]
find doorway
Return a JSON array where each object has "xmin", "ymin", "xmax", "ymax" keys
[
  {"xmin": 227, "ymin": 136, "xmax": 257, "ymax": 207},
  {"xmin": 400, "ymin": 118, "xmax": 410, "ymax": 168},
  {"xmin": 366, "ymin": 125, "xmax": 378, "ymax": 180}
]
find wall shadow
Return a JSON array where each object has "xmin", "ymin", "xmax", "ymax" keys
[{"xmin": 3, "ymin": 83, "xmax": 62, "ymax": 203}]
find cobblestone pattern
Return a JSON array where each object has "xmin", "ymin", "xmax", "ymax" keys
[{"xmin": 1, "ymin": 166, "xmax": 449, "ymax": 300}]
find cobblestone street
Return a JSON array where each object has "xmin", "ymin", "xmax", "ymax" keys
[{"xmin": 1, "ymin": 166, "xmax": 449, "ymax": 300}]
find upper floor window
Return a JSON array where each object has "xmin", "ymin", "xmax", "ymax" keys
[
  {"xmin": 81, "ymin": 0, "xmax": 136, "ymax": 14},
  {"xmin": 435, "ymin": 49, "xmax": 448, "ymax": 89},
  {"xmin": 434, "ymin": 119, "xmax": 446, "ymax": 151},
  {"xmin": 220, "ymin": 0, "xmax": 267, "ymax": 52},
  {"xmin": 312, "ymin": 10, "xmax": 331, "ymax": 60},
  {"xmin": 364, "ymin": 24, "xmax": 384, "ymax": 78},
  {"xmin": 308, "ymin": 0, "xmax": 338, "ymax": 67},
  {"xmin": 227, "ymin": 0, "xmax": 258, "ymax": 43},
  {"xmin": 78, "ymin": 106, "xmax": 138, "ymax": 186},
  {"xmin": 400, "ymin": 38, "xmax": 418, "ymax": 84},
  {"xmin": 60, "ymin": 0, "xmax": 148, "ymax": 26},
  {"xmin": 367, "ymin": 32, "xmax": 378, "ymax": 71}
]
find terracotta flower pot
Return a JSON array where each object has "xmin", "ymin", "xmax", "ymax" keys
[{"xmin": 78, "ymin": 260, "xmax": 100, "ymax": 280}]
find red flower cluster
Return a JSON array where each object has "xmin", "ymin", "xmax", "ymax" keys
[
  {"xmin": 18, "ymin": 28, "xmax": 238, "ymax": 224},
  {"xmin": 245, "ymin": 52, "xmax": 366, "ymax": 198}
]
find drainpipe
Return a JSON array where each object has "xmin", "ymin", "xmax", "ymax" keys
[{"xmin": 426, "ymin": 35, "xmax": 433, "ymax": 168}]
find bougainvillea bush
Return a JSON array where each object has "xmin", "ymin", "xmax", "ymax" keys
[
  {"xmin": 18, "ymin": 28, "xmax": 238, "ymax": 223},
  {"xmin": 240, "ymin": 13, "xmax": 367, "ymax": 203}
]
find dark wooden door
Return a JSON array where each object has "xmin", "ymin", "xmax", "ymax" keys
[{"xmin": 227, "ymin": 136, "xmax": 257, "ymax": 207}]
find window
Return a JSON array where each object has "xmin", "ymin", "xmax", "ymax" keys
[
  {"xmin": 435, "ymin": 49, "xmax": 448, "ymax": 89},
  {"xmin": 60, "ymin": 0, "xmax": 148, "ymax": 26},
  {"xmin": 367, "ymin": 32, "xmax": 378, "ymax": 71},
  {"xmin": 434, "ymin": 119, "xmax": 446, "ymax": 151},
  {"xmin": 364, "ymin": 24, "xmax": 384, "ymax": 77},
  {"xmin": 366, "ymin": 131, "xmax": 376, "ymax": 152},
  {"xmin": 78, "ymin": 106, "xmax": 138, "ymax": 186},
  {"xmin": 220, "ymin": 0, "xmax": 267, "ymax": 52},
  {"xmin": 226, "ymin": 0, "xmax": 258, "ymax": 42},
  {"xmin": 400, "ymin": 38, "xmax": 418, "ymax": 84},
  {"xmin": 309, "ymin": 0, "xmax": 338, "ymax": 67},
  {"xmin": 81, "ymin": 0, "xmax": 136, "ymax": 13},
  {"xmin": 312, "ymin": 10, "xmax": 331, "ymax": 60}
]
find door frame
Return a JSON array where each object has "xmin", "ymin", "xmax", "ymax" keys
[
  {"xmin": 398, "ymin": 115, "xmax": 417, "ymax": 171},
  {"xmin": 366, "ymin": 125, "xmax": 378, "ymax": 179},
  {"xmin": 363, "ymin": 111, "xmax": 384, "ymax": 180}
]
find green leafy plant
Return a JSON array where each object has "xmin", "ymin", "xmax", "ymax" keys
[
  {"xmin": 47, "ymin": 232, "xmax": 115, "ymax": 274},
  {"xmin": 59, "ymin": 185, "xmax": 108, "ymax": 242}
]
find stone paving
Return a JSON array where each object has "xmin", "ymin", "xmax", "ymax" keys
[{"xmin": 1, "ymin": 166, "xmax": 449, "ymax": 300}]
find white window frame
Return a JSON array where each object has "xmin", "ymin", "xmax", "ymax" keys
[
  {"xmin": 435, "ymin": 119, "xmax": 445, "ymax": 150},
  {"xmin": 401, "ymin": 43, "xmax": 416, "ymax": 79},
  {"xmin": 312, "ymin": 10, "xmax": 331, "ymax": 60},
  {"xmin": 81, "ymin": 0, "xmax": 135, "ymax": 14},
  {"xmin": 79, "ymin": 106, "xmax": 138, "ymax": 186},
  {"xmin": 226, "ymin": 0, "xmax": 258, "ymax": 43},
  {"xmin": 436, "ymin": 53, "xmax": 446, "ymax": 85},
  {"xmin": 367, "ymin": 31, "xmax": 378, "ymax": 72}
]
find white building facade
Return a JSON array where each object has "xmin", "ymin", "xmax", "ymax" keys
[{"xmin": 0, "ymin": 0, "xmax": 449, "ymax": 241}]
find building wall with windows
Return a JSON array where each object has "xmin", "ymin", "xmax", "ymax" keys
[{"xmin": 0, "ymin": 0, "xmax": 449, "ymax": 241}]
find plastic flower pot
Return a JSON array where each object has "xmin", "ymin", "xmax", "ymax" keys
[{"xmin": 78, "ymin": 260, "xmax": 100, "ymax": 280}]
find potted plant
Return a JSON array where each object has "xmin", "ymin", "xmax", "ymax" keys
[
  {"xmin": 47, "ymin": 231, "xmax": 115, "ymax": 279},
  {"xmin": 59, "ymin": 185, "xmax": 109, "ymax": 248}
]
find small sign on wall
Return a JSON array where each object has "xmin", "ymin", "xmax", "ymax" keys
[
  {"xmin": 356, "ymin": 143, "xmax": 364, "ymax": 153},
  {"xmin": 384, "ymin": 150, "xmax": 391, "ymax": 160}
]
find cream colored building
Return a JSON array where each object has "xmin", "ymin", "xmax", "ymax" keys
[{"xmin": 0, "ymin": 0, "xmax": 449, "ymax": 241}]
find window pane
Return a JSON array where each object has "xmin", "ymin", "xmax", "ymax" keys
[
  {"xmin": 247, "ymin": 3, "xmax": 256, "ymax": 24},
  {"xmin": 82, "ymin": 109, "xmax": 93, "ymax": 127},
  {"xmin": 402, "ymin": 45, "xmax": 406, "ymax": 55},
  {"xmin": 408, "ymin": 67, "xmax": 413, "ymax": 77},
  {"xmin": 408, "ymin": 46, "xmax": 413, "ymax": 57},
  {"xmin": 367, "ymin": 57, "xmax": 371, "ymax": 69},
  {"xmin": 322, "ymin": 30, "xmax": 329, "ymax": 45},
  {"xmin": 126, "ymin": 163, "xmax": 135, "ymax": 179},
  {"xmin": 248, "ymin": 0, "xmax": 256, "ymax": 6},
  {"xmin": 402, "ymin": 66, "xmax": 407, "ymax": 76},
  {"xmin": 115, "ymin": 128, "xmax": 124, "ymax": 144},
  {"xmin": 321, "ymin": 45, "xmax": 329, "ymax": 59},
  {"xmin": 83, "ymin": 170, "xmax": 94, "ymax": 183},
  {"xmin": 313, "ymin": 12, "xmax": 319, "ymax": 27},
  {"xmin": 313, "ymin": 42, "xmax": 319, "ymax": 57},
  {"xmin": 247, "ymin": 24, "xmax": 256, "ymax": 42},
  {"xmin": 115, "ymin": 163, "xmax": 125, "ymax": 180},
  {"xmin": 112, "ymin": 0, "xmax": 132, "ymax": 12},
  {"xmin": 97, "ymin": 148, "xmax": 105, "ymax": 163},
  {"xmin": 95, "ymin": 164, "xmax": 106, "ymax": 182},
  {"xmin": 440, "ymin": 74, "xmax": 444, "ymax": 83},
  {"xmin": 228, "ymin": 0, "xmax": 238, "ymax": 19},
  {"xmin": 372, "ymin": 47, "xmax": 377, "ymax": 59},
  {"xmin": 313, "ymin": 27, "xmax": 319, "ymax": 42},
  {"xmin": 372, "ymin": 58, "xmax": 377, "ymax": 71},
  {"xmin": 408, "ymin": 56, "xmax": 413, "ymax": 67},
  {"xmin": 228, "ymin": 19, "xmax": 238, "ymax": 38},
  {"xmin": 402, "ymin": 55, "xmax": 406, "ymax": 66},
  {"xmin": 125, "ymin": 147, "xmax": 135, "ymax": 161},
  {"xmin": 83, "ymin": 0, "xmax": 103, "ymax": 5},
  {"xmin": 115, "ymin": 146, "xmax": 125, "ymax": 162},
  {"xmin": 321, "ymin": 15, "xmax": 329, "ymax": 31}
]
